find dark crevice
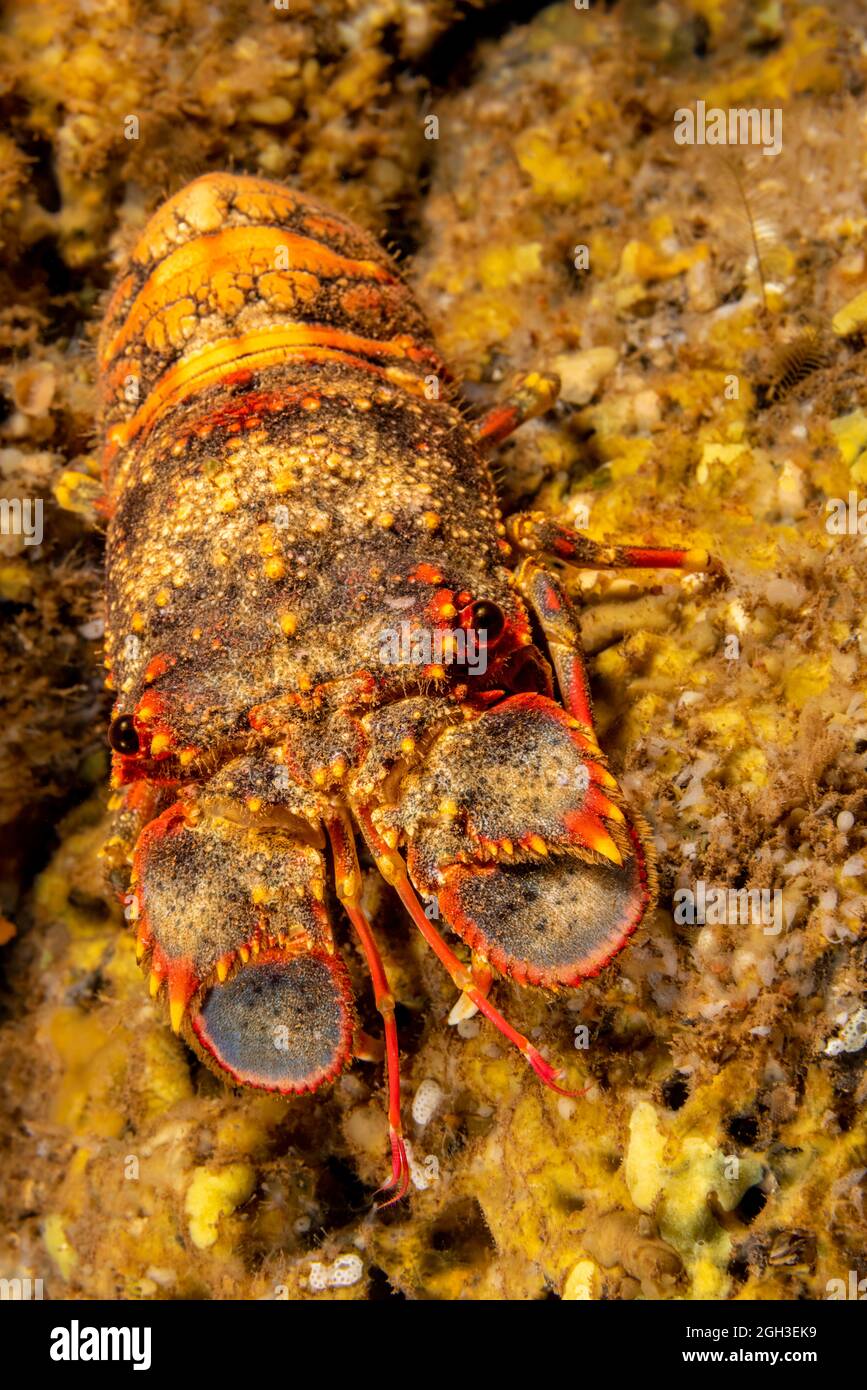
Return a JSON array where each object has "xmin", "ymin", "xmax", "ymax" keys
[
  {"xmin": 726, "ymin": 1113, "xmax": 760, "ymax": 1147},
  {"xmin": 413, "ymin": 0, "xmax": 558, "ymax": 90},
  {"xmin": 367, "ymin": 1263, "xmax": 407, "ymax": 1300},
  {"xmin": 314, "ymin": 1156, "xmax": 369, "ymax": 1228},
  {"xmin": 661, "ymin": 1072, "xmax": 690, "ymax": 1110},
  {"xmin": 735, "ymin": 1184, "xmax": 768, "ymax": 1225}
]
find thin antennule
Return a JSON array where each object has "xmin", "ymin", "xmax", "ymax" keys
[{"xmin": 724, "ymin": 154, "xmax": 769, "ymax": 314}]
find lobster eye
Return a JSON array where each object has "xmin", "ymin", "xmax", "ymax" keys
[
  {"xmin": 109, "ymin": 714, "xmax": 140, "ymax": 755},
  {"xmin": 469, "ymin": 600, "xmax": 505, "ymax": 644}
]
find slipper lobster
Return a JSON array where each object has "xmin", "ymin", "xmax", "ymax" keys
[{"xmin": 99, "ymin": 173, "xmax": 714, "ymax": 1202}]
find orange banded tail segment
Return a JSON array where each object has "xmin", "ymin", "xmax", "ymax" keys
[
  {"xmin": 100, "ymin": 225, "xmax": 401, "ymax": 368},
  {"xmin": 99, "ymin": 172, "xmax": 443, "ymax": 481},
  {"xmin": 126, "ymin": 173, "xmax": 372, "ymax": 271}
]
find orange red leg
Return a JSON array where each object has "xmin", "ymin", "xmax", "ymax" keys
[
  {"xmin": 512, "ymin": 520, "xmax": 720, "ymax": 735},
  {"xmin": 327, "ymin": 813, "xmax": 409, "ymax": 1206},
  {"xmin": 472, "ymin": 372, "xmax": 560, "ymax": 450},
  {"xmin": 514, "ymin": 558, "xmax": 597, "ymax": 735},
  {"xmin": 353, "ymin": 803, "xmax": 582, "ymax": 1098},
  {"xmin": 506, "ymin": 511, "xmax": 714, "ymax": 575}
]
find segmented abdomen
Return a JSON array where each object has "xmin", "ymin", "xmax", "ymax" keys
[
  {"xmin": 100, "ymin": 174, "xmax": 510, "ymax": 759},
  {"xmin": 99, "ymin": 173, "xmax": 442, "ymax": 475}
]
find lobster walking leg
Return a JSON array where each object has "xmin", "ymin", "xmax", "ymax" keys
[
  {"xmin": 353, "ymin": 804, "xmax": 582, "ymax": 1098},
  {"xmin": 448, "ymin": 953, "xmax": 493, "ymax": 1025},
  {"xmin": 514, "ymin": 558, "xmax": 598, "ymax": 738},
  {"xmin": 327, "ymin": 814, "xmax": 410, "ymax": 1204},
  {"xmin": 506, "ymin": 511, "xmax": 714, "ymax": 573},
  {"xmin": 472, "ymin": 372, "xmax": 560, "ymax": 450}
]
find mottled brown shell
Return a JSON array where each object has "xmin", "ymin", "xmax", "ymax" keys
[
  {"xmin": 100, "ymin": 173, "xmax": 519, "ymax": 769},
  {"xmin": 100, "ymin": 175, "xmax": 658, "ymax": 1180}
]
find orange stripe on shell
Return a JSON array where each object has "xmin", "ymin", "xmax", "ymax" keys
[
  {"xmin": 103, "ymin": 324, "xmax": 443, "ymax": 463},
  {"xmin": 100, "ymin": 226, "xmax": 399, "ymax": 367}
]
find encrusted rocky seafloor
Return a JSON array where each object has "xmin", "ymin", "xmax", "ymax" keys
[{"xmin": 0, "ymin": 0, "xmax": 864, "ymax": 1300}]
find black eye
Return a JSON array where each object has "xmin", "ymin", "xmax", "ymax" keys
[
  {"xmin": 469, "ymin": 600, "xmax": 505, "ymax": 644},
  {"xmin": 108, "ymin": 714, "xmax": 140, "ymax": 755}
]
